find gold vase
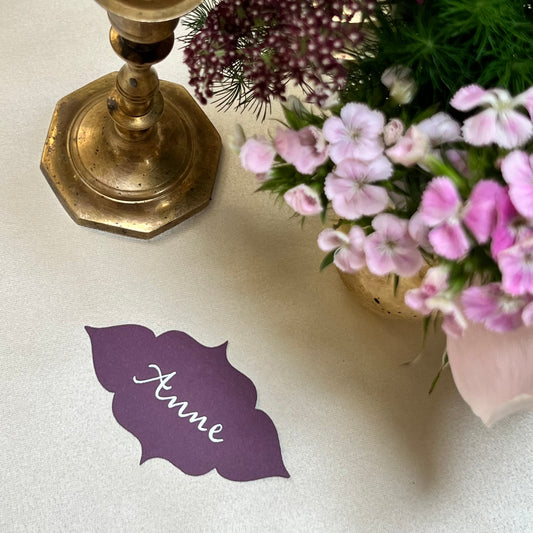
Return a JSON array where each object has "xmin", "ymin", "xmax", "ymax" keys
[
  {"xmin": 41, "ymin": 0, "xmax": 221, "ymax": 238},
  {"xmin": 338, "ymin": 267, "xmax": 425, "ymax": 320}
]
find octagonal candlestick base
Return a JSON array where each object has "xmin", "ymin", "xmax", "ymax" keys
[{"xmin": 41, "ymin": 1, "xmax": 221, "ymax": 239}]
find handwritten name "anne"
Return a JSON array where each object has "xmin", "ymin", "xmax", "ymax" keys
[{"xmin": 133, "ymin": 364, "xmax": 224, "ymax": 443}]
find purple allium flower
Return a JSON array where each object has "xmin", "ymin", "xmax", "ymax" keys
[{"xmin": 183, "ymin": 0, "xmax": 374, "ymax": 112}]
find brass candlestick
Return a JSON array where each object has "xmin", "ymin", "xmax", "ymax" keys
[{"xmin": 41, "ymin": 0, "xmax": 221, "ymax": 238}]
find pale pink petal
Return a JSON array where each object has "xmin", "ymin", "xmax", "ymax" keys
[
  {"xmin": 450, "ymin": 84, "xmax": 494, "ymax": 111},
  {"xmin": 462, "ymin": 109, "xmax": 498, "ymax": 146},
  {"xmin": 442, "ymin": 312, "xmax": 466, "ymax": 338},
  {"xmin": 428, "ymin": 222, "xmax": 470, "ymax": 260},
  {"xmin": 340, "ymin": 103, "xmax": 385, "ymax": 137},
  {"xmin": 322, "ymin": 116, "xmax": 347, "ymax": 144},
  {"xmin": 461, "ymin": 285, "xmax": 500, "ymax": 323},
  {"xmin": 239, "ymin": 137, "xmax": 276, "ymax": 174},
  {"xmin": 404, "ymin": 288, "xmax": 431, "ymax": 315},
  {"xmin": 514, "ymin": 87, "xmax": 533, "ymax": 120},
  {"xmin": 353, "ymin": 185, "xmax": 389, "ymax": 216},
  {"xmin": 522, "ymin": 301, "xmax": 533, "ymax": 326},
  {"xmin": 364, "ymin": 233, "xmax": 395, "ymax": 275},
  {"xmin": 383, "ymin": 118, "xmax": 404, "ymax": 146},
  {"xmin": 385, "ymin": 126, "xmax": 429, "ymax": 167},
  {"xmin": 408, "ymin": 211, "xmax": 432, "ymax": 250},
  {"xmin": 334, "ymin": 226, "xmax": 366, "ymax": 273},
  {"xmin": 317, "ymin": 228, "xmax": 349, "ymax": 252},
  {"xmin": 417, "ymin": 112, "xmax": 461, "ymax": 145},
  {"xmin": 501, "ymin": 150, "xmax": 533, "ymax": 187},
  {"xmin": 391, "ymin": 245, "xmax": 424, "ymax": 277},
  {"xmin": 371, "ymin": 213, "xmax": 408, "ymax": 240},
  {"xmin": 420, "ymin": 177, "xmax": 462, "ymax": 226},
  {"xmin": 283, "ymin": 184, "xmax": 323, "ymax": 216},
  {"xmin": 463, "ymin": 180, "xmax": 505, "ymax": 244},
  {"xmin": 493, "ymin": 110, "xmax": 533, "ymax": 149},
  {"xmin": 498, "ymin": 240, "xmax": 533, "ymax": 295},
  {"xmin": 447, "ymin": 322, "xmax": 533, "ymax": 426}
]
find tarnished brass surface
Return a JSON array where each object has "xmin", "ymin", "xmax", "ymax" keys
[
  {"xmin": 94, "ymin": 0, "xmax": 202, "ymax": 21},
  {"xmin": 41, "ymin": 0, "xmax": 221, "ymax": 238},
  {"xmin": 338, "ymin": 268, "xmax": 425, "ymax": 320}
]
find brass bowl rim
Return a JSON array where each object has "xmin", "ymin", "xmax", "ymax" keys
[{"xmin": 94, "ymin": 0, "xmax": 202, "ymax": 21}]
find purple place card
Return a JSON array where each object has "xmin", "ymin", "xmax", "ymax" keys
[{"xmin": 86, "ymin": 325, "xmax": 289, "ymax": 482}]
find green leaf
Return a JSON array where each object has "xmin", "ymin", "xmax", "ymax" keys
[
  {"xmin": 428, "ymin": 351, "xmax": 449, "ymax": 395},
  {"xmin": 319, "ymin": 250, "xmax": 336, "ymax": 271}
]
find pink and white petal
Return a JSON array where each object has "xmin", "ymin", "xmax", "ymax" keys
[
  {"xmin": 508, "ymin": 180, "xmax": 533, "ymax": 220},
  {"xmin": 447, "ymin": 322, "xmax": 533, "ymax": 426},
  {"xmin": 494, "ymin": 110, "xmax": 533, "ymax": 149},
  {"xmin": 328, "ymin": 140, "xmax": 357, "ymax": 165},
  {"xmin": 324, "ymin": 173, "xmax": 353, "ymax": 200},
  {"xmin": 371, "ymin": 213, "xmax": 408, "ymax": 240},
  {"xmin": 486, "ymin": 311, "xmax": 524, "ymax": 333},
  {"xmin": 522, "ymin": 301, "xmax": 533, "ymax": 326},
  {"xmin": 514, "ymin": 86, "xmax": 533, "ymax": 120},
  {"xmin": 442, "ymin": 312, "xmax": 466, "ymax": 338},
  {"xmin": 341, "ymin": 103, "xmax": 384, "ymax": 136},
  {"xmin": 348, "ymin": 225, "xmax": 366, "ymax": 248},
  {"xmin": 408, "ymin": 211, "xmax": 432, "ymax": 250},
  {"xmin": 353, "ymin": 137, "xmax": 385, "ymax": 162},
  {"xmin": 450, "ymin": 84, "xmax": 494, "ymax": 111},
  {"xmin": 356, "ymin": 185, "xmax": 389, "ymax": 216},
  {"xmin": 322, "ymin": 116, "xmax": 348, "ymax": 144},
  {"xmin": 501, "ymin": 150, "xmax": 533, "ymax": 186},
  {"xmin": 317, "ymin": 228, "xmax": 349, "ymax": 252},
  {"xmin": 405, "ymin": 288, "xmax": 431, "ymax": 315},
  {"xmin": 462, "ymin": 109, "xmax": 498, "ymax": 146},
  {"xmin": 334, "ymin": 159, "xmax": 366, "ymax": 180},
  {"xmin": 331, "ymin": 192, "xmax": 362, "ymax": 220},
  {"xmin": 365, "ymin": 156, "xmax": 393, "ymax": 182},
  {"xmin": 417, "ymin": 112, "xmax": 461, "ymax": 145},
  {"xmin": 423, "ymin": 266, "xmax": 450, "ymax": 293},
  {"xmin": 334, "ymin": 245, "xmax": 365, "ymax": 273},
  {"xmin": 499, "ymin": 247, "xmax": 533, "ymax": 296},
  {"xmin": 420, "ymin": 177, "xmax": 462, "ymax": 226},
  {"xmin": 463, "ymin": 180, "xmax": 504, "ymax": 244},
  {"xmin": 364, "ymin": 234, "xmax": 395, "ymax": 275},
  {"xmin": 461, "ymin": 285, "xmax": 499, "ymax": 323},
  {"xmin": 392, "ymin": 247, "xmax": 424, "ymax": 277},
  {"xmin": 428, "ymin": 222, "xmax": 470, "ymax": 260}
]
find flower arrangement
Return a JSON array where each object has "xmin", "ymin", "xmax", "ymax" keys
[{"xmin": 182, "ymin": 0, "xmax": 533, "ymax": 424}]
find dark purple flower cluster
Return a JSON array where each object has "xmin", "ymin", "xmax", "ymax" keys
[{"xmin": 183, "ymin": 0, "xmax": 374, "ymax": 112}]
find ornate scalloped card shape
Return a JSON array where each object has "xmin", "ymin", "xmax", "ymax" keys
[{"xmin": 86, "ymin": 325, "xmax": 289, "ymax": 482}]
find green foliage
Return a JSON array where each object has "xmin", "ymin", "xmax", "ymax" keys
[{"xmin": 342, "ymin": 0, "xmax": 533, "ymax": 113}]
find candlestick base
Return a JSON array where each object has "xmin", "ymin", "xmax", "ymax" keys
[{"xmin": 41, "ymin": 73, "xmax": 221, "ymax": 239}]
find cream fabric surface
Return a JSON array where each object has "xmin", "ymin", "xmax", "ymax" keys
[{"xmin": 2, "ymin": 1, "xmax": 533, "ymax": 531}]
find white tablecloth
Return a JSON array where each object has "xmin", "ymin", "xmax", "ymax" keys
[{"xmin": 2, "ymin": 1, "xmax": 532, "ymax": 531}]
